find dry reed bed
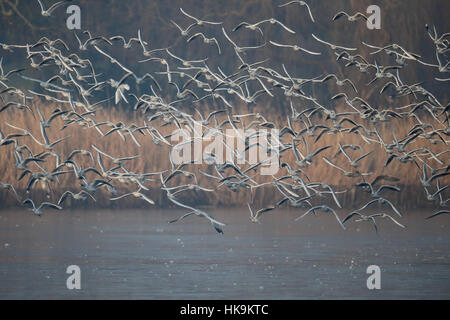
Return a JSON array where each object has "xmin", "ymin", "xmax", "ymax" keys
[{"xmin": 0, "ymin": 98, "xmax": 448, "ymax": 213}]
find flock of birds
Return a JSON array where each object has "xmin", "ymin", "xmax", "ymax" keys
[{"xmin": 0, "ymin": 0, "xmax": 449, "ymax": 234}]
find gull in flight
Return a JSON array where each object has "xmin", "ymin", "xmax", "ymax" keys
[
  {"xmin": 332, "ymin": 11, "xmax": 368, "ymax": 22},
  {"xmin": 295, "ymin": 205, "xmax": 346, "ymax": 229},
  {"xmin": 426, "ymin": 210, "xmax": 450, "ymax": 219},
  {"xmin": 180, "ymin": 8, "xmax": 223, "ymax": 27},
  {"xmin": 187, "ymin": 32, "xmax": 221, "ymax": 55},
  {"xmin": 312, "ymin": 33, "xmax": 357, "ymax": 51},
  {"xmin": 161, "ymin": 174, "xmax": 225, "ymax": 233},
  {"xmin": 269, "ymin": 41, "xmax": 321, "ymax": 56},
  {"xmin": 278, "ymin": 1, "xmax": 315, "ymax": 23},
  {"xmin": 37, "ymin": 0, "xmax": 68, "ymax": 17},
  {"xmin": 23, "ymin": 198, "xmax": 62, "ymax": 216},
  {"xmin": 110, "ymin": 189, "xmax": 155, "ymax": 205},
  {"xmin": 343, "ymin": 212, "xmax": 405, "ymax": 233},
  {"xmin": 58, "ymin": 190, "xmax": 96, "ymax": 206},
  {"xmin": 247, "ymin": 203, "xmax": 276, "ymax": 223}
]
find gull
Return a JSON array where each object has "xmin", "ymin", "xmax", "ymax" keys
[
  {"xmin": 179, "ymin": 8, "xmax": 223, "ymax": 26},
  {"xmin": 343, "ymin": 212, "xmax": 405, "ymax": 233},
  {"xmin": 222, "ymin": 27, "xmax": 267, "ymax": 54},
  {"xmin": 278, "ymin": 1, "xmax": 315, "ymax": 23},
  {"xmin": 58, "ymin": 190, "xmax": 96, "ymax": 205},
  {"xmin": 0, "ymin": 181, "xmax": 20, "ymax": 202},
  {"xmin": 195, "ymin": 91, "xmax": 234, "ymax": 108},
  {"xmin": 168, "ymin": 207, "xmax": 225, "ymax": 234},
  {"xmin": 194, "ymin": 109, "xmax": 226, "ymax": 126},
  {"xmin": 425, "ymin": 24, "xmax": 450, "ymax": 47},
  {"xmin": 312, "ymin": 33, "xmax": 357, "ymax": 51},
  {"xmin": 80, "ymin": 178, "xmax": 116, "ymax": 194},
  {"xmin": 0, "ymin": 42, "xmax": 29, "ymax": 52},
  {"xmin": 269, "ymin": 41, "xmax": 321, "ymax": 55},
  {"xmin": 74, "ymin": 31, "xmax": 111, "ymax": 51},
  {"xmin": 307, "ymin": 182, "xmax": 343, "ymax": 208},
  {"xmin": 163, "ymin": 173, "xmax": 224, "ymax": 233},
  {"xmin": 60, "ymin": 159, "xmax": 102, "ymax": 180},
  {"xmin": 0, "ymin": 58, "xmax": 25, "ymax": 81},
  {"xmin": 333, "ymin": 143, "xmax": 361, "ymax": 157},
  {"xmin": 232, "ymin": 21, "xmax": 264, "ymax": 36},
  {"xmin": 322, "ymin": 157, "xmax": 373, "ymax": 178},
  {"xmin": 171, "ymin": 20, "xmax": 197, "ymax": 37},
  {"xmin": 22, "ymin": 199, "xmax": 62, "ymax": 216},
  {"xmin": 36, "ymin": 105, "xmax": 68, "ymax": 128},
  {"xmin": 436, "ymin": 180, "xmax": 450, "ymax": 207},
  {"xmin": 335, "ymin": 51, "xmax": 369, "ymax": 66},
  {"xmin": 136, "ymin": 29, "xmax": 171, "ymax": 57},
  {"xmin": 419, "ymin": 162, "xmax": 450, "ymax": 188},
  {"xmin": 316, "ymin": 73, "xmax": 358, "ymax": 93},
  {"xmin": 295, "ymin": 205, "xmax": 346, "ymax": 229},
  {"xmin": 338, "ymin": 143, "xmax": 372, "ymax": 168},
  {"xmin": 131, "ymin": 72, "xmax": 161, "ymax": 90},
  {"xmin": 95, "ymin": 152, "xmax": 117, "ymax": 179},
  {"xmin": 366, "ymin": 62, "xmax": 402, "ymax": 85},
  {"xmin": 0, "ymin": 101, "xmax": 32, "ymax": 114},
  {"xmin": 356, "ymin": 182, "xmax": 400, "ymax": 199},
  {"xmin": 35, "ymin": 123, "xmax": 70, "ymax": 150},
  {"xmin": 32, "ymin": 37, "xmax": 70, "ymax": 51},
  {"xmin": 106, "ymin": 72, "xmax": 133, "ymax": 91},
  {"xmin": 187, "ymin": 33, "xmax": 221, "ymax": 55},
  {"xmin": 167, "ymin": 195, "xmax": 225, "ymax": 233},
  {"xmin": 66, "ymin": 149, "xmax": 95, "ymax": 165},
  {"xmin": 22, "ymin": 169, "xmax": 68, "ymax": 194},
  {"xmin": 332, "ymin": 11, "xmax": 368, "ymax": 22},
  {"xmin": 13, "ymin": 150, "xmax": 45, "ymax": 171},
  {"xmin": 247, "ymin": 203, "xmax": 276, "ymax": 223},
  {"xmin": 390, "ymin": 128, "xmax": 420, "ymax": 153},
  {"xmin": 138, "ymin": 57, "xmax": 172, "ymax": 82},
  {"xmin": 168, "ymin": 81, "xmax": 199, "ymax": 100},
  {"xmin": 277, "ymin": 195, "xmax": 313, "ymax": 209},
  {"xmin": 370, "ymin": 175, "xmax": 400, "ymax": 186},
  {"xmin": 37, "ymin": 0, "xmax": 68, "ymax": 17},
  {"xmin": 165, "ymin": 48, "xmax": 208, "ymax": 67},
  {"xmin": 104, "ymin": 123, "xmax": 142, "ymax": 147},
  {"xmin": 358, "ymin": 198, "xmax": 402, "ymax": 217},
  {"xmin": 144, "ymin": 123, "xmax": 172, "ymax": 147},
  {"xmin": 109, "ymin": 34, "xmax": 143, "ymax": 49},
  {"xmin": 163, "ymin": 168, "xmax": 198, "ymax": 185},
  {"xmin": 114, "ymin": 83, "xmax": 130, "ymax": 105},
  {"xmin": 409, "ymin": 147, "xmax": 445, "ymax": 165},
  {"xmin": 93, "ymin": 45, "xmax": 133, "ymax": 75},
  {"xmin": 292, "ymin": 137, "xmax": 331, "ymax": 167},
  {"xmin": 162, "ymin": 184, "xmax": 214, "ymax": 197},
  {"xmin": 384, "ymin": 152, "xmax": 419, "ymax": 168},
  {"xmin": 110, "ymin": 189, "xmax": 155, "ymax": 205},
  {"xmin": 424, "ymin": 183, "xmax": 449, "ymax": 202},
  {"xmin": 431, "ymin": 50, "xmax": 450, "ymax": 73},
  {"xmin": 91, "ymin": 144, "xmax": 139, "ymax": 168},
  {"xmin": 363, "ymin": 41, "xmax": 421, "ymax": 61},
  {"xmin": 0, "ymin": 126, "xmax": 28, "ymax": 146},
  {"xmin": 244, "ymin": 18, "xmax": 296, "ymax": 34},
  {"xmin": 20, "ymin": 75, "xmax": 70, "ymax": 92},
  {"xmin": 426, "ymin": 210, "xmax": 450, "ymax": 219}
]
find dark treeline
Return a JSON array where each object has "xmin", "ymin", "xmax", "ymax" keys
[{"xmin": 0, "ymin": 0, "xmax": 449, "ymax": 110}]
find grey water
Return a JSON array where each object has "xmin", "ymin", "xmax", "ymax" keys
[{"xmin": 0, "ymin": 208, "xmax": 448, "ymax": 299}]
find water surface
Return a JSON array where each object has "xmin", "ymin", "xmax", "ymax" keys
[{"xmin": 0, "ymin": 208, "xmax": 448, "ymax": 299}]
